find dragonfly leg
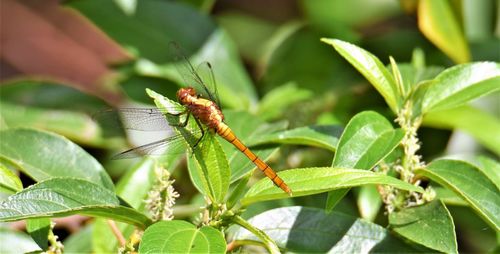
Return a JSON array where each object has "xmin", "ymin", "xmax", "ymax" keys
[
  {"xmin": 170, "ymin": 112, "xmax": 191, "ymax": 127},
  {"xmin": 192, "ymin": 117, "xmax": 205, "ymax": 149}
]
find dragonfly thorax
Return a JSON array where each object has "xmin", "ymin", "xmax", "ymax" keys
[{"xmin": 177, "ymin": 87, "xmax": 197, "ymax": 105}]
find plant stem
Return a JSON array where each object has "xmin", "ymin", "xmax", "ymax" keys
[
  {"xmin": 106, "ymin": 220, "xmax": 126, "ymax": 247},
  {"xmin": 232, "ymin": 215, "xmax": 281, "ymax": 254}
]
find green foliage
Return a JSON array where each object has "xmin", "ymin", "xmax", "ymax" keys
[
  {"xmin": 1, "ymin": 0, "xmax": 498, "ymax": 253},
  {"xmin": 233, "ymin": 206, "xmax": 425, "ymax": 253},
  {"xmin": 326, "ymin": 111, "xmax": 404, "ymax": 211},
  {"xmin": 0, "ymin": 178, "xmax": 151, "ymax": 227},
  {"xmin": 0, "ymin": 164, "xmax": 22, "ymax": 194},
  {"xmin": 0, "ymin": 128, "xmax": 114, "ymax": 190},
  {"xmin": 243, "ymin": 167, "xmax": 422, "ymax": 205},
  {"xmin": 416, "ymin": 159, "xmax": 500, "ymax": 231},
  {"xmin": 389, "ymin": 200, "xmax": 457, "ymax": 253},
  {"xmin": 139, "ymin": 220, "xmax": 226, "ymax": 253}
]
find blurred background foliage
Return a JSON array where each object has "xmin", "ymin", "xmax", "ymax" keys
[{"xmin": 1, "ymin": 0, "xmax": 499, "ymax": 252}]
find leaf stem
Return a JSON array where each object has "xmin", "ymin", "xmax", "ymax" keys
[
  {"xmin": 232, "ymin": 215, "xmax": 281, "ymax": 254},
  {"xmin": 227, "ymin": 239, "xmax": 268, "ymax": 252},
  {"xmin": 106, "ymin": 220, "xmax": 126, "ymax": 247}
]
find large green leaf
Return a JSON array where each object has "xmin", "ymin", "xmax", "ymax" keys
[
  {"xmin": 26, "ymin": 218, "xmax": 51, "ymax": 250},
  {"xmin": 139, "ymin": 220, "xmax": 226, "ymax": 253},
  {"xmin": 327, "ymin": 111, "xmax": 404, "ymax": 211},
  {"xmin": 423, "ymin": 105, "xmax": 500, "ymax": 155},
  {"xmin": 232, "ymin": 206, "xmax": 426, "ymax": 253},
  {"xmin": 0, "ymin": 102, "xmax": 103, "ymax": 146},
  {"xmin": 434, "ymin": 186, "xmax": 468, "ymax": 206},
  {"xmin": 0, "ymin": 164, "xmax": 22, "ymax": 194},
  {"xmin": 0, "ymin": 227, "xmax": 41, "ymax": 254},
  {"xmin": 332, "ymin": 111, "xmax": 403, "ymax": 169},
  {"xmin": 0, "ymin": 128, "xmax": 114, "ymax": 190},
  {"xmin": 418, "ymin": 62, "xmax": 500, "ymax": 114},
  {"xmin": 0, "ymin": 178, "xmax": 151, "ymax": 228},
  {"xmin": 68, "ymin": 0, "xmax": 215, "ymax": 63},
  {"xmin": 389, "ymin": 200, "xmax": 457, "ymax": 253},
  {"xmin": 256, "ymin": 82, "xmax": 313, "ymax": 121},
  {"xmin": 416, "ymin": 159, "xmax": 500, "ymax": 230},
  {"xmin": 418, "ymin": 0, "xmax": 470, "ymax": 63},
  {"xmin": 242, "ymin": 167, "xmax": 423, "ymax": 205},
  {"xmin": 188, "ymin": 135, "xmax": 230, "ymax": 203},
  {"xmin": 321, "ymin": 38, "xmax": 400, "ymax": 113},
  {"xmin": 249, "ymin": 125, "xmax": 341, "ymax": 152}
]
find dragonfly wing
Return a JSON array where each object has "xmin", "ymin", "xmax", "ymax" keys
[
  {"xmin": 94, "ymin": 108, "xmax": 186, "ymax": 131},
  {"xmin": 168, "ymin": 42, "xmax": 221, "ymax": 107},
  {"xmin": 196, "ymin": 61, "xmax": 221, "ymax": 107},
  {"xmin": 112, "ymin": 133, "xmax": 189, "ymax": 159}
]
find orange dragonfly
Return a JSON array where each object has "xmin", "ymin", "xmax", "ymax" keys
[{"xmin": 101, "ymin": 44, "xmax": 291, "ymax": 195}]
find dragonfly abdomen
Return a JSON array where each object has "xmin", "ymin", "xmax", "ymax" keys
[{"xmin": 217, "ymin": 123, "xmax": 292, "ymax": 195}]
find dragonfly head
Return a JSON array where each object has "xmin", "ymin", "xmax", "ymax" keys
[{"xmin": 177, "ymin": 87, "xmax": 197, "ymax": 104}]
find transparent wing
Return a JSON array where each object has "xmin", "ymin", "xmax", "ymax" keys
[
  {"xmin": 168, "ymin": 42, "xmax": 221, "ymax": 107},
  {"xmin": 196, "ymin": 61, "xmax": 221, "ymax": 107},
  {"xmin": 112, "ymin": 133, "xmax": 188, "ymax": 159},
  {"xmin": 94, "ymin": 108, "xmax": 186, "ymax": 131}
]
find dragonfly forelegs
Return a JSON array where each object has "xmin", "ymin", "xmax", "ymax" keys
[
  {"xmin": 169, "ymin": 112, "xmax": 191, "ymax": 128},
  {"xmin": 192, "ymin": 117, "xmax": 205, "ymax": 149}
]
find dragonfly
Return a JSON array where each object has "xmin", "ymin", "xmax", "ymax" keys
[{"xmin": 101, "ymin": 43, "xmax": 292, "ymax": 195}]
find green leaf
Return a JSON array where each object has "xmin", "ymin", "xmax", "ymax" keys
[
  {"xmin": 63, "ymin": 224, "xmax": 93, "ymax": 254},
  {"xmin": 188, "ymin": 135, "xmax": 230, "ymax": 203},
  {"xmin": 257, "ymin": 82, "xmax": 313, "ymax": 121},
  {"xmin": 390, "ymin": 200, "xmax": 457, "ymax": 253},
  {"xmin": 418, "ymin": 62, "xmax": 500, "ymax": 113},
  {"xmin": 114, "ymin": 0, "xmax": 137, "ymax": 15},
  {"xmin": 0, "ymin": 102, "xmax": 103, "ymax": 146},
  {"xmin": 472, "ymin": 156, "xmax": 500, "ymax": 190},
  {"xmin": 392, "ymin": 63, "xmax": 444, "ymax": 96},
  {"xmin": 327, "ymin": 111, "xmax": 404, "ymax": 211},
  {"xmin": 418, "ymin": 0, "xmax": 470, "ymax": 63},
  {"xmin": 0, "ymin": 128, "xmax": 114, "ymax": 191},
  {"xmin": 139, "ymin": 220, "xmax": 226, "ymax": 253},
  {"xmin": 357, "ymin": 185, "xmax": 382, "ymax": 221},
  {"xmin": 321, "ymin": 38, "xmax": 400, "ymax": 113},
  {"xmin": 434, "ymin": 186, "xmax": 468, "ymax": 206},
  {"xmin": 0, "ymin": 178, "xmax": 151, "ymax": 228},
  {"xmin": 68, "ymin": 0, "xmax": 215, "ymax": 63},
  {"xmin": 242, "ymin": 167, "xmax": 423, "ymax": 205},
  {"xmin": 233, "ymin": 206, "xmax": 425, "ymax": 253},
  {"xmin": 0, "ymin": 164, "xmax": 22, "ymax": 194},
  {"xmin": 93, "ymin": 158, "xmax": 158, "ymax": 253},
  {"xmin": 423, "ymin": 105, "xmax": 500, "ymax": 155},
  {"xmin": 249, "ymin": 125, "xmax": 341, "ymax": 152},
  {"xmin": 332, "ymin": 111, "xmax": 404, "ymax": 169},
  {"xmin": 26, "ymin": 218, "xmax": 51, "ymax": 250},
  {"xmin": 0, "ymin": 227, "xmax": 41, "ymax": 254},
  {"xmin": 416, "ymin": 159, "xmax": 500, "ymax": 230}
]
